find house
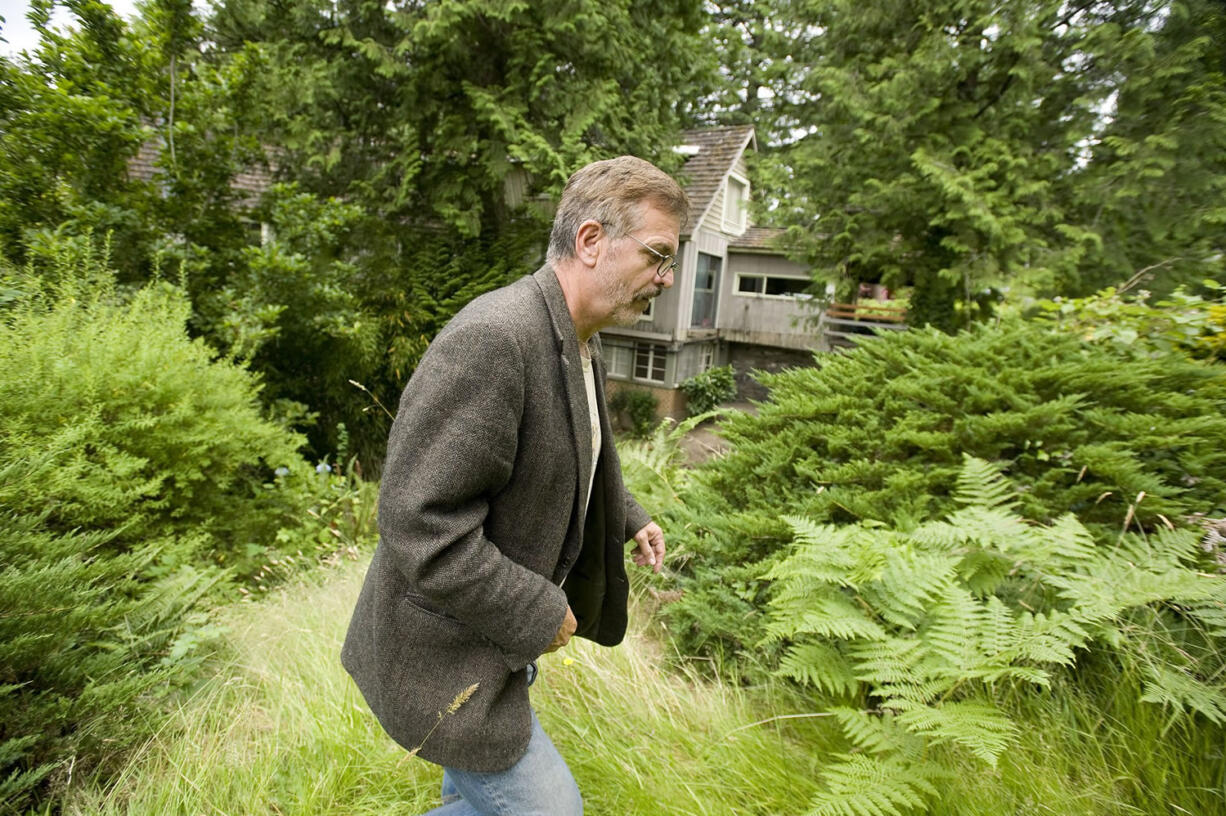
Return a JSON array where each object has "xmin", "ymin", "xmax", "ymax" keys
[{"xmin": 600, "ymin": 125, "xmax": 827, "ymax": 412}]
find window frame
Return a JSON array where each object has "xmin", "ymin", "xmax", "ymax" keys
[
  {"xmin": 632, "ymin": 342, "xmax": 668, "ymax": 383},
  {"xmin": 734, "ymin": 273, "xmax": 812, "ymax": 300},
  {"xmin": 723, "ymin": 172, "xmax": 750, "ymax": 232}
]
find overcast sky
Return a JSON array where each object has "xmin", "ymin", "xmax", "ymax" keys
[{"xmin": 0, "ymin": 0, "xmax": 141, "ymax": 57}]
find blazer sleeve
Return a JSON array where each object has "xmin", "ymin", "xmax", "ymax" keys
[
  {"xmin": 623, "ymin": 493, "xmax": 651, "ymax": 542},
  {"xmin": 377, "ymin": 320, "xmax": 568, "ymax": 670}
]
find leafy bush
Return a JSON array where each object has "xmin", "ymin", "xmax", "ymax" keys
[
  {"xmin": 678, "ymin": 364, "xmax": 736, "ymax": 416},
  {"xmin": 609, "ymin": 387, "xmax": 659, "ymax": 438},
  {"xmin": 766, "ymin": 457, "xmax": 1226, "ymax": 816},
  {"xmin": 1032, "ymin": 281, "xmax": 1226, "ymax": 363},
  {"xmin": 0, "ymin": 251, "xmax": 319, "ymax": 809},
  {"xmin": 662, "ymin": 318, "xmax": 1226, "ymax": 670}
]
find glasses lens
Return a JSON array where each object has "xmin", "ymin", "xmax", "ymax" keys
[{"xmin": 657, "ymin": 257, "xmax": 675, "ymax": 277}]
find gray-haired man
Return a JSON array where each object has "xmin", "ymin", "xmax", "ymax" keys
[{"xmin": 341, "ymin": 156, "xmax": 689, "ymax": 815}]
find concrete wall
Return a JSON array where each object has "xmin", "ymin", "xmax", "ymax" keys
[
  {"xmin": 727, "ymin": 342, "xmax": 817, "ymax": 402},
  {"xmin": 605, "ymin": 379, "xmax": 688, "ymax": 424}
]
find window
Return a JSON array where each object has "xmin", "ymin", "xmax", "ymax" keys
[
  {"xmin": 724, "ymin": 175, "xmax": 748, "ymax": 231},
  {"xmin": 735, "ymin": 274, "xmax": 810, "ymax": 299},
  {"xmin": 633, "ymin": 343, "xmax": 667, "ymax": 383},
  {"xmin": 637, "ymin": 298, "xmax": 654, "ymax": 321},
  {"xmin": 766, "ymin": 277, "xmax": 810, "ymax": 297},
  {"xmin": 700, "ymin": 344, "xmax": 715, "ymax": 371},
  {"xmin": 605, "ymin": 344, "xmax": 633, "ymax": 378},
  {"xmin": 691, "ymin": 252, "xmax": 721, "ymax": 328}
]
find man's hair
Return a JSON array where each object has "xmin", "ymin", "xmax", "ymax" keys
[{"xmin": 546, "ymin": 156, "xmax": 689, "ymax": 263}]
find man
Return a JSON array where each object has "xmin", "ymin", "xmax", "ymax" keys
[{"xmin": 341, "ymin": 155, "xmax": 688, "ymax": 815}]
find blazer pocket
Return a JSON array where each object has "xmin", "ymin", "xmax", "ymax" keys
[
  {"xmin": 401, "ymin": 590, "xmax": 530, "ymax": 675},
  {"xmin": 402, "ymin": 590, "xmax": 465, "ymax": 625}
]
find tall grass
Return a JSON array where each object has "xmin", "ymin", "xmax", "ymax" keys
[
  {"xmin": 64, "ymin": 555, "xmax": 1226, "ymax": 816},
  {"xmin": 65, "ymin": 559, "xmax": 829, "ymax": 815}
]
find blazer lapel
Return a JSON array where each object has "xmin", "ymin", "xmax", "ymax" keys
[{"xmin": 532, "ymin": 266, "xmax": 594, "ymax": 524}]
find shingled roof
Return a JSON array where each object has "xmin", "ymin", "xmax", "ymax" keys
[
  {"xmin": 676, "ymin": 124, "xmax": 756, "ymax": 235},
  {"xmin": 728, "ymin": 225, "xmax": 788, "ymax": 252}
]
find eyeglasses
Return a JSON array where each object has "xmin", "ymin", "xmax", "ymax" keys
[{"xmin": 623, "ymin": 232, "xmax": 679, "ymax": 279}]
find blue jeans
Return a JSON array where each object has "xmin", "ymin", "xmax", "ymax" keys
[{"xmin": 421, "ymin": 664, "xmax": 582, "ymax": 816}]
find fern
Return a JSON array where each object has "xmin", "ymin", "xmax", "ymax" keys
[
  {"xmin": 808, "ymin": 754, "xmax": 943, "ymax": 816},
  {"xmin": 1140, "ymin": 664, "xmax": 1226, "ymax": 725},
  {"xmin": 953, "ymin": 453, "xmax": 1019, "ymax": 510},
  {"xmin": 888, "ymin": 698, "xmax": 1017, "ymax": 766},
  {"xmin": 764, "ymin": 457, "xmax": 1226, "ymax": 816},
  {"xmin": 779, "ymin": 644, "xmax": 860, "ymax": 698}
]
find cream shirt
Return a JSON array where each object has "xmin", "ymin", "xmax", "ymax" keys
[{"xmin": 579, "ymin": 344, "xmax": 601, "ymax": 515}]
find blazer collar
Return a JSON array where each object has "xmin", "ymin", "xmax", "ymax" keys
[{"xmin": 532, "ymin": 265, "xmax": 595, "ymax": 517}]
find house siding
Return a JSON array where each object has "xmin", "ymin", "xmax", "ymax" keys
[
  {"xmin": 720, "ymin": 252, "xmax": 824, "ymax": 350},
  {"xmin": 702, "ymin": 183, "xmax": 726, "ymax": 235}
]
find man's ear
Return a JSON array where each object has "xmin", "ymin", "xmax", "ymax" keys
[{"xmin": 574, "ymin": 219, "xmax": 603, "ymax": 268}]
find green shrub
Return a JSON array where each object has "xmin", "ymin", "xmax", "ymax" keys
[
  {"xmin": 765, "ymin": 457, "xmax": 1226, "ymax": 816},
  {"xmin": 678, "ymin": 364, "xmax": 736, "ymax": 415},
  {"xmin": 1032, "ymin": 281, "xmax": 1226, "ymax": 363},
  {"xmin": 609, "ymin": 387, "xmax": 659, "ymax": 438},
  {"xmin": 662, "ymin": 318, "xmax": 1226, "ymax": 671},
  {"xmin": 0, "ymin": 250, "xmax": 317, "ymax": 810}
]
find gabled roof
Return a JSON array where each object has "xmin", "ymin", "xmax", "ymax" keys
[{"xmin": 676, "ymin": 124, "xmax": 756, "ymax": 235}]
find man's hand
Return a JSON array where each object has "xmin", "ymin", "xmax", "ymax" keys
[
  {"xmin": 544, "ymin": 605, "xmax": 578, "ymax": 653},
  {"xmin": 632, "ymin": 521, "xmax": 666, "ymax": 574}
]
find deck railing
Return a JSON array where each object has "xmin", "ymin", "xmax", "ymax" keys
[{"xmin": 822, "ymin": 301, "xmax": 908, "ymax": 349}]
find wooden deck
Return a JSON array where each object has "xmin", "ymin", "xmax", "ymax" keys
[{"xmin": 822, "ymin": 302, "xmax": 908, "ymax": 350}]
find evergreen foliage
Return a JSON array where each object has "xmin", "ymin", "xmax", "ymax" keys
[
  {"xmin": 0, "ymin": 245, "xmax": 333, "ymax": 810},
  {"xmin": 663, "ymin": 318, "xmax": 1226, "ymax": 668},
  {"xmin": 766, "ymin": 457, "xmax": 1226, "ymax": 816},
  {"xmin": 749, "ymin": 0, "xmax": 1226, "ymax": 326}
]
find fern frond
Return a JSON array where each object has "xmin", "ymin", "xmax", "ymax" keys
[
  {"xmin": 830, "ymin": 707, "xmax": 924, "ymax": 757},
  {"xmin": 861, "ymin": 549, "xmax": 958, "ymax": 628},
  {"xmin": 920, "ymin": 585, "xmax": 984, "ymax": 674},
  {"xmin": 766, "ymin": 590, "xmax": 888, "ymax": 642},
  {"xmin": 848, "ymin": 637, "xmax": 930, "ymax": 689},
  {"xmin": 809, "ymin": 753, "xmax": 943, "ymax": 816},
  {"xmin": 955, "ymin": 550, "xmax": 1014, "ymax": 596},
  {"xmin": 1140, "ymin": 664, "xmax": 1226, "ymax": 725},
  {"xmin": 1051, "ymin": 560, "xmax": 1218, "ymax": 622},
  {"xmin": 1182, "ymin": 593, "xmax": 1226, "ymax": 639},
  {"xmin": 779, "ymin": 643, "xmax": 860, "ymax": 697},
  {"xmin": 906, "ymin": 519, "xmax": 969, "ymax": 552},
  {"xmin": 953, "ymin": 455, "xmax": 1018, "ymax": 510},
  {"xmin": 888, "ymin": 697, "xmax": 1017, "ymax": 766},
  {"xmin": 946, "ymin": 505, "xmax": 1040, "ymax": 556},
  {"xmin": 1006, "ymin": 609, "xmax": 1092, "ymax": 666},
  {"xmin": 1033, "ymin": 514, "xmax": 1099, "ymax": 569}
]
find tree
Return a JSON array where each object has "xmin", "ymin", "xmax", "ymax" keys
[
  {"xmin": 199, "ymin": 0, "xmax": 713, "ymax": 463},
  {"xmin": 755, "ymin": 0, "xmax": 1226, "ymax": 329},
  {"xmin": 1070, "ymin": 0, "xmax": 1226, "ymax": 295}
]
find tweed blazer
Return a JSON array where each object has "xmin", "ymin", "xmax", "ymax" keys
[{"xmin": 341, "ymin": 265, "xmax": 651, "ymax": 772}]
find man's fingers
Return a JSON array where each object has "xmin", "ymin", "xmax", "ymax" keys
[{"xmin": 635, "ymin": 533, "xmax": 656, "ymax": 566}]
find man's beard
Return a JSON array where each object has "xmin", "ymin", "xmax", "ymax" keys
[
  {"xmin": 597, "ymin": 267, "xmax": 660, "ymax": 327},
  {"xmin": 609, "ymin": 287, "xmax": 660, "ymax": 326}
]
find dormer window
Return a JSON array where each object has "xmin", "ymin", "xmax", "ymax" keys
[{"xmin": 723, "ymin": 173, "xmax": 749, "ymax": 233}]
